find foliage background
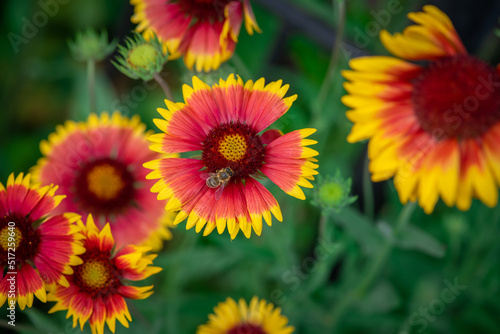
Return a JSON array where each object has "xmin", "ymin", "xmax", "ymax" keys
[{"xmin": 1, "ymin": 0, "xmax": 500, "ymax": 333}]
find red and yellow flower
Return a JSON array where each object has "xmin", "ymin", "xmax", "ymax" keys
[
  {"xmin": 131, "ymin": 0, "xmax": 261, "ymax": 72},
  {"xmin": 32, "ymin": 112, "xmax": 174, "ymax": 251},
  {"xmin": 48, "ymin": 214, "xmax": 161, "ymax": 334},
  {"xmin": 342, "ymin": 5, "xmax": 500, "ymax": 213},
  {"xmin": 145, "ymin": 74, "xmax": 318, "ymax": 239},
  {"xmin": 0, "ymin": 173, "xmax": 83, "ymax": 310},
  {"xmin": 197, "ymin": 296, "xmax": 294, "ymax": 334}
]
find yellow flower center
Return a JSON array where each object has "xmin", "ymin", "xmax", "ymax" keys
[
  {"xmin": 128, "ymin": 44, "xmax": 158, "ymax": 69},
  {"xmin": 80, "ymin": 260, "xmax": 111, "ymax": 289},
  {"xmin": 218, "ymin": 134, "xmax": 247, "ymax": 162},
  {"xmin": 87, "ymin": 164, "xmax": 125, "ymax": 200},
  {"xmin": 0, "ymin": 226, "xmax": 21, "ymax": 250}
]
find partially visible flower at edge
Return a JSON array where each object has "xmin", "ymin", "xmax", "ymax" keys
[
  {"xmin": 131, "ymin": 0, "xmax": 261, "ymax": 72},
  {"xmin": 48, "ymin": 214, "xmax": 161, "ymax": 334},
  {"xmin": 0, "ymin": 173, "xmax": 84, "ymax": 310},
  {"xmin": 196, "ymin": 296, "xmax": 294, "ymax": 334},
  {"xmin": 342, "ymin": 5, "xmax": 500, "ymax": 213}
]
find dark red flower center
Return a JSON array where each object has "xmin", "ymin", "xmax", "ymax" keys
[
  {"xmin": 176, "ymin": 0, "xmax": 232, "ymax": 22},
  {"xmin": 227, "ymin": 323, "xmax": 266, "ymax": 334},
  {"xmin": 412, "ymin": 54, "xmax": 500, "ymax": 140},
  {"xmin": 74, "ymin": 158, "xmax": 135, "ymax": 217},
  {"xmin": 73, "ymin": 249, "xmax": 121, "ymax": 297},
  {"xmin": 202, "ymin": 122, "xmax": 265, "ymax": 181},
  {"xmin": 0, "ymin": 213, "xmax": 40, "ymax": 269}
]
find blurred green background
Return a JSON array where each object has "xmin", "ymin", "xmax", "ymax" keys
[{"xmin": 1, "ymin": 0, "xmax": 500, "ymax": 333}]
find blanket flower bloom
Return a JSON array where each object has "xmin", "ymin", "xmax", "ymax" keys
[
  {"xmin": 145, "ymin": 74, "xmax": 318, "ymax": 239},
  {"xmin": 48, "ymin": 215, "xmax": 161, "ymax": 334},
  {"xmin": 32, "ymin": 112, "xmax": 174, "ymax": 251},
  {"xmin": 131, "ymin": 0, "xmax": 261, "ymax": 72},
  {"xmin": 197, "ymin": 296, "xmax": 294, "ymax": 334},
  {"xmin": 0, "ymin": 173, "xmax": 83, "ymax": 310},
  {"xmin": 342, "ymin": 5, "xmax": 500, "ymax": 213}
]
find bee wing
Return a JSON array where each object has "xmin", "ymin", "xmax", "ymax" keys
[
  {"xmin": 200, "ymin": 172, "xmax": 212, "ymax": 180},
  {"xmin": 214, "ymin": 181, "xmax": 227, "ymax": 201}
]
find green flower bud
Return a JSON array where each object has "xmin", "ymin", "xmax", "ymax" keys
[
  {"xmin": 112, "ymin": 32, "xmax": 168, "ymax": 81},
  {"xmin": 68, "ymin": 29, "xmax": 116, "ymax": 62},
  {"xmin": 312, "ymin": 171, "xmax": 357, "ymax": 213}
]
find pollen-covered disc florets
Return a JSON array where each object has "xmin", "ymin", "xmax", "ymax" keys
[{"xmin": 202, "ymin": 122, "xmax": 265, "ymax": 179}]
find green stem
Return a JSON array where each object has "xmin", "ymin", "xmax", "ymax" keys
[
  {"xmin": 231, "ymin": 52, "xmax": 252, "ymax": 80},
  {"xmin": 312, "ymin": 0, "xmax": 346, "ymax": 130},
  {"xmin": 318, "ymin": 212, "xmax": 329, "ymax": 241},
  {"xmin": 154, "ymin": 72, "xmax": 174, "ymax": 101},
  {"xmin": 87, "ymin": 59, "xmax": 96, "ymax": 114},
  {"xmin": 362, "ymin": 154, "xmax": 374, "ymax": 220},
  {"xmin": 327, "ymin": 202, "xmax": 417, "ymax": 329}
]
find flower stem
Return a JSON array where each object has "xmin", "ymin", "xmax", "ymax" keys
[
  {"xmin": 154, "ymin": 72, "xmax": 174, "ymax": 101},
  {"xmin": 231, "ymin": 52, "xmax": 252, "ymax": 80},
  {"xmin": 326, "ymin": 202, "xmax": 417, "ymax": 329},
  {"xmin": 310, "ymin": 0, "xmax": 346, "ymax": 158},
  {"xmin": 362, "ymin": 154, "xmax": 374, "ymax": 220},
  {"xmin": 316, "ymin": 0, "xmax": 345, "ymax": 110},
  {"xmin": 87, "ymin": 59, "xmax": 96, "ymax": 114}
]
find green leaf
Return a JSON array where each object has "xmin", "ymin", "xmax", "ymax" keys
[
  {"xmin": 333, "ymin": 207, "xmax": 385, "ymax": 255},
  {"xmin": 23, "ymin": 308, "xmax": 63, "ymax": 334},
  {"xmin": 392, "ymin": 223, "xmax": 446, "ymax": 258},
  {"xmin": 355, "ymin": 280, "xmax": 401, "ymax": 314}
]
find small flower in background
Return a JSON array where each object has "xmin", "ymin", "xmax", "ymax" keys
[
  {"xmin": 113, "ymin": 32, "xmax": 169, "ymax": 81},
  {"xmin": 197, "ymin": 296, "xmax": 294, "ymax": 334},
  {"xmin": 0, "ymin": 173, "xmax": 84, "ymax": 310},
  {"xmin": 131, "ymin": 0, "xmax": 261, "ymax": 72},
  {"xmin": 32, "ymin": 112, "xmax": 174, "ymax": 251},
  {"xmin": 342, "ymin": 5, "xmax": 500, "ymax": 213},
  {"xmin": 48, "ymin": 215, "xmax": 161, "ymax": 334},
  {"xmin": 68, "ymin": 29, "xmax": 116, "ymax": 62},
  {"xmin": 312, "ymin": 171, "xmax": 357, "ymax": 213},
  {"xmin": 145, "ymin": 74, "xmax": 319, "ymax": 239}
]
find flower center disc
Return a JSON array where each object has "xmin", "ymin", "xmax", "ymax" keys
[
  {"xmin": 79, "ymin": 260, "xmax": 112, "ymax": 289},
  {"xmin": 202, "ymin": 122, "xmax": 265, "ymax": 180},
  {"xmin": 219, "ymin": 134, "xmax": 248, "ymax": 161},
  {"xmin": 74, "ymin": 251, "xmax": 120, "ymax": 296},
  {"xmin": 0, "ymin": 226, "xmax": 21, "ymax": 249},
  {"xmin": 75, "ymin": 158, "xmax": 135, "ymax": 216},
  {"xmin": 412, "ymin": 54, "xmax": 500, "ymax": 140},
  {"xmin": 227, "ymin": 323, "xmax": 266, "ymax": 334},
  {"xmin": 0, "ymin": 214, "xmax": 40, "ymax": 266}
]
